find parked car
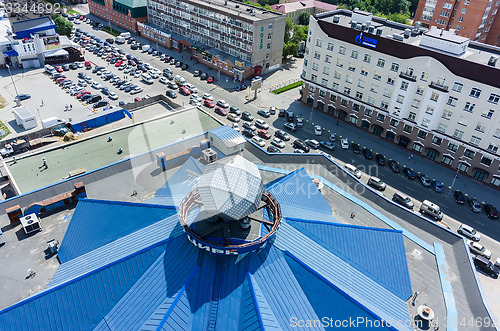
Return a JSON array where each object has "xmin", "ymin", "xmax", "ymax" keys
[
  {"xmin": 329, "ymin": 132, "xmax": 336, "ymax": 142},
  {"xmin": 431, "ymin": 180, "xmax": 443, "ymax": 192},
  {"xmin": 243, "ymin": 121, "xmax": 257, "ymax": 131},
  {"xmin": 402, "ymin": 168, "xmax": 416, "ymax": 180},
  {"xmin": 351, "ymin": 144, "xmax": 360, "ymax": 154},
  {"xmin": 271, "ymin": 137, "xmax": 285, "ymax": 148},
  {"xmin": 305, "ymin": 139, "xmax": 320, "ymax": 149},
  {"xmin": 93, "ymin": 100, "xmax": 108, "ymax": 108},
  {"xmin": 375, "ymin": 154, "xmax": 386, "ymax": 166},
  {"xmin": 283, "ymin": 122, "xmax": 297, "ymax": 132},
  {"xmin": 227, "ymin": 113, "xmax": 240, "ymax": 122},
  {"xmin": 293, "ymin": 139, "xmax": 310, "ymax": 152},
  {"xmin": 473, "ymin": 256, "xmax": 499, "ymax": 278},
  {"xmin": 457, "ymin": 224, "xmax": 481, "ymax": 241},
  {"xmin": 340, "ymin": 138, "xmax": 349, "ymax": 149},
  {"xmin": 251, "ymin": 136, "xmax": 265, "ymax": 147},
  {"xmin": 467, "ymin": 240, "xmax": 492, "ymax": 260},
  {"xmin": 484, "ymin": 204, "xmax": 498, "ymax": 219},
  {"xmin": 257, "ymin": 109, "xmax": 270, "ymax": 118},
  {"xmin": 241, "ymin": 111, "xmax": 254, "ymax": 121},
  {"xmin": 269, "ymin": 106, "xmax": 276, "ymax": 115},
  {"xmin": 314, "ymin": 125, "xmax": 322, "ymax": 136},
  {"xmin": 267, "ymin": 145, "xmax": 281, "ymax": 153},
  {"xmin": 217, "ymin": 99, "xmax": 229, "ymax": 108},
  {"xmin": 453, "ymin": 191, "xmax": 466, "ymax": 204},
  {"xmin": 417, "ymin": 174, "xmax": 432, "ymax": 187},
  {"xmin": 255, "ymin": 119, "xmax": 269, "ymax": 130},
  {"xmin": 388, "ymin": 160, "xmax": 401, "ymax": 173},
  {"xmin": 214, "ymin": 107, "xmax": 227, "ymax": 116},
  {"xmin": 257, "ymin": 129, "xmax": 271, "ymax": 139},
  {"xmin": 392, "ymin": 192, "xmax": 414, "ymax": 209},
  {"xmin": 468, "ymin": 198, "xmax": 482, "ymax": 213},
  {"xmin": 202, "ymin": 93, "xmax": 214, "ymax": 101},
  {"xmin": 278, "ymin": 109, "xmax": 286, "ymax": 117},
  {"xmin": 275, "ymin": 130, "xmax": 290, "ymax": 141},
  {"xmin": 229, "ymin": 106, "xmax": 241, "ymax": 116},
  {"xmin": 296, "ymin": 118, "xmax": 304, "ymax": 128},
  {"xmin": 204, "ymin": 99, "xmax": 215, "ymax": 108},
  {"xmin": 15, "ymin": 94, "xmax": 31, "ymax": 101},
  {"xmin": 207, "ymin": 76, "xmax": 214, "ymax": 83},
  {"xmin": 368, "ymin": 176, "xmax": 386, "ymax": 191},
  {"xmin": 241, "ymin": 129, "xmax": 256, "ymax": 138},
  {"xmin": 166, "ymin": 90, "xmax": 177, "ymax": 98},
  {"xmin": 320, "ymin": 141, "xmax": 335, "ymax": 150},
  {"xmin": 362, "ymin": 148, "xmax": 373, "ymax": 159}
]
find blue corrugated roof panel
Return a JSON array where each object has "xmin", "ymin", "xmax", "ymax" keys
[
  {"xmin": 49, "ymin": 213, "xmax": 183, "ymax": 288},
  {"xmin": 274, "ymin": 222, "xmax": 412, "ymax": 330},
  {"xmin": 248, "ymin": 273, "xmax": 280, "ymax": 330},
  {"xmin": 267, "ymin": 168, "xmax": 331, "ymax": 216},
  {"xmin": 209, "ymin": 125, "xmax": 246, "ymax": 148},
  {"xmin": 58, "ymin": 199, "xmax": 176, "ymax": 263},
  {"xmin": 287, "ymin": 219, "xmax": 412, "ymax": 301},
  {"xmin": 0, "ymin": 244, "xmax": 167, "ymax": 331}
]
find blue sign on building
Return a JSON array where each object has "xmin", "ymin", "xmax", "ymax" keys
[{"xmin": 355, "ymin": 32, "xmax": 378, "ymax": 48}]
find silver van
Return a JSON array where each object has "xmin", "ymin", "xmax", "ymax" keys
[
  {"xmin": 420, "ymin": 200, "xmax": 443, "ymax": 220},
  {"xmin": 344, "ymin": 163, "xmax": 362, "ymax": 179}
]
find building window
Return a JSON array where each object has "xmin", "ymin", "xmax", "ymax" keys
[
  {"xmin": 360, "ymin": 68, "xmax": 368, "ymax": 76},
  {"xmin": 353, "ymin": 103, "xmax": 360, "ymax": 111},
  {"xmin": 458, "ymin": 16, "xmax": 464, "ymax": 22},
  {"xmin": 452, "ymin": 82, "xmax": 463, "ymax": 92},
  {"xmin": 325, "ymin": 55, "xmax": 332, "ymax": 63},
  {"xmin": 387, "ymin": 77, "xmax": 395, "ymax": 85},
  {"xmin": 316, "ymin": 38, "xmax": 322, "ymax": 47},
  {"xmin": 268, "ymin": 33, "xmax": 272, "ymax": 40},
  {"xmin": 330, "ymin": 94, "xmax": 337, "ymax": 102},
  {"xmin": 314, "ymin": 51, "xmax": 320, "ymax": 60},
  {"xmin": 397, "ymin": 94, "xmax": 405, "ymax": 103},
  {"xmin": 393, "ymin": 108, "xmax": 401, "ymax": 116},
  {"xmin": 482, "ymin": 109, "xmax": 494, "ymax": 119},
  {"xmin": 447, "ymin": 142, "xmax": 458, "ymax": 152},
  {"xmin": 390, "ymin": 63, "xmax": 399, "ymax": 71},
  {"xmin": 377, "ymin": 113, "xmax": 385, "ymax": 122},
  {"xmin": 458, "ymin": 116, "xmax": 468, "ymax": 126},
  {"xmin": 461, "ymin": 8, "xmax": 467, "ymax": 13},
  {"xmin": 323, "ymin": 67, "xmax": 330, "ymax": 75},
  {"xmin": 436, "ymin": 123, "xmax": 447, "ymax": 133},
  {"xmin": 269, "ymin": 23, "xmax": 273, "ymax": 29},
  {"xmin": 475, "ymin": 122, "xmax": 486, "ymax": 132},
  {"xmin": 376, "ymin": 58, "xmax": 385, "ymax": 67},
  {"xmin": 430, "ymin": 92, "xmax": 439, "ymax": 101},
  {"xmin": 426, "ymin": 106, "xmax": 434, "ymax": 114},
  {"xmin": 339, "ymin": 46, "xmax": 346, "ymax": 55},
  {"xmin": 441, "ymin": 155, "xmax": 454, "ymax": 166},
  {"xmin": 363, "ymin": 54, "xmax": 371, "ymax": 63},
  {"xmin": 418, "ymin": 130, "xmax": 428, "ymax": 139},
  {"xmin": 400, "ymin": 81, "xmax": 409, "ymax": 91},
  {"xmin": 311, "ymin": 74, "xmax": 317, "ymax": 82},
  {"xmin": 480, "ymin": 156, "xmax": 493, "ymax": 166},
  {"xmin": 381, "ymin": 101, "xmax": 389, "ymax": 110},
  {"xmin": 336, "ymin": 59, "xmax": 343, "ymax": 67},
  {"xmin": 367, "ymin": 96, "xmax": 375, "ymax": 105},
  {"xmin": 408, "ymin": 112, "xmax": 416, "ymax": 121},
  {"xmin": 422, "ymin": 118, "xmax": 430, "ymax": 127},
  {"xmin": 470, "ymin": 136, "xmax": 481, "ymax": 145},
  {"xmin": 327, "ymin": 42, "xmax": 334, "ymax": 51},
  {"xmin": 332, "ymin": 83, "xmax": 339, "ymax": 91},
  {"xmin": 321, "ymin": 78, "xmax": 328, "ymax": 87},
  {"xmin": 421, "ymin": 72, "xmax": 429, "ymax": 81},
  {"xmin": 334, "ymin": 71, "xmax": 341, "ymax": 79},
  {"xmin": 432, "ymin": 136, "xmax": 443, "ymax": 145},
  {"xmin": 441, "ymin": 109, "xmax": 452, "ymax": 119},
  {"xmin": 348, "ymin": 63, "xmax": 356, "ymax": 72},
  {"xmin": 312, "ymin": 63, "xmax": 318, "ymax": 71},
  {"xmin": 487, "ymin": 143, "xmax": 498, "ymax": 153},
  {"xmin": 390, "ymin": 119, "xmax": 399, "ymax": 127},
  {"xmin": 344, "ymin": 87, "xmax": 351, "ymax": 95},
  {"xmin": 469, "ymin": 88, "xmax": 481, "ymax": 98},
  {"xmin": 341, "ymin": 98, "xmax": 348, "ymax": 107},
  {"xmin": 383, "ymin": 89, "xmax": 392, "ymax": 98},
  {"xmin": 356, "ymin": 91, "xmax": 363, "ymax": 100},
  {"xmin": 416, "ymin": 86, "xmax": 425, "ymax": 95},
  {"xmin": 351, "ymin": 50, "xmax": 358, "ymax": 58},
  {"xmin": 404, "ymin": 124, "xmax": 413, "ymax": 133},
  {"xmin": 319, "ymin": 90, "xmax": 326, "ymax": 97},
  {"xmin": 358, "ymin": 79, "xmax": 365, "ymax": 88},
  {"xmin": 464, "ymin": 102, "xmax": 475, "ymax": 112},
  {"xmin": 488, "ymin": 93, "xmax": 500, "ymax": 104},
  {"xmin": 373, "ymin": 72, "xmax": 381, "ymax": 80},
  {"xmin": 464, "ymin": 149, "xmax": 475, "ymax": 158},
  {"xmin": 494, "ymin": 129, "xmax": 500, "ymax": 138},
  {"xmin": 457, "ymin": 162, "xmax": 470, "ymax": 172},
  {"xmin": 452, "ymin": 129, "xmax": 464, "ymax": 140},
  {"xmin": 370, "ymin": 84, "xmax": 378, "ymax": 93},
  {"xmin": 447, "ymin": 96, "xmax": 458, "ymax": 106},
  {"xmin": 365, "ymin": 108, "xmax": 373, "ymax": 116},
  {"xmin": 413, "ymin": 143, "xmax": 423, "ymax": 152},
  {"xmin": 267, "ymin": 43, "xmax": 271, "ymax": 50}
]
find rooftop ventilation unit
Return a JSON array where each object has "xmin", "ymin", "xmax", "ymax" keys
[
  {"xmin": 350, "ymin": 21, "xmax": 357, "ymax": 28},
  {"xmin": 488, "ymin": 56, "xmax": 498, "ymax": 67},
  {"xmin": 202, "ymin": 148, "xmax": 218, "ymax": 163},
  {"xmin": 376, "ymin": 28, "xmax": 383, "ymax": 36},
  {"xmin": 355, "ymin": 23, "xmax": 362, "ymax": 30},
  {"xmin": 20, "ymin": 213, "xmax": 42, "ymax": 234},
  {"xmin": 368, "ymin": 26, "xmax": 374, "ymax": 33},
  {"xmin": 404, "ymin": 29, "xmax": 411, "ymax": 38},
  {"xmin": 333, "ymin": 15, "xmax": 340, "ymax": 23},
  {"xmin": 235, "ymin": 4, "xmax": 239, "ymax": 8},
  {"xmin": 393, "ymin": 34, "xmax": 404, "ymax": 41},
  {"xmin": 361, "ymin": 23, "xmax": 367, "ymax": 31}
]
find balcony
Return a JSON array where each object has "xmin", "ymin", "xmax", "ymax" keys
[
  {"xmin": 399, "ymin": 71, "xmax": 416, "ymax": 82},
  {"xmin": 429, "ymin": 81, "xmax": 449, "ymax": 92}
]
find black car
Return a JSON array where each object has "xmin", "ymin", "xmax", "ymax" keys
[
  {"xmin": 241, "ymin": 111, "xmax": 254, "ymax": 122},
  {"xmin": 453, "ymin": 191, "xmax": 466, "ymax": 204},
  {"xmin": 278, "ymin": 109, "xmax": 286, "ymax": 117},
  {"xmin": 80, "ymin": 94, "xmax": 93, "ymax": 101},
  {"xmin": 166, "ymin": 90, "xmax": 177, "ymax": 98},
  {"xmin": 130, "ymin": 44, "xmax": 138, "ymax": 50},
  {"xmin": 92, "ymin": 66, "xmax": 105, "ymax": 73},
  {"xmin": 473, "ymin": 256, "xmax": 499, "ymax": 278},
  {"xmin": 88, "ymin": 95, "xmax": 102, "ymax": 103},
  {"xmin": 402, "ymin": 168, "xmax": 416, "ymax": 179},
  {"xmin": 101, "ymin": 88, "xmax": 110, "ymax": 95},
  {"xmin": 388, "ymin": 160, "xmax": 401, "ymax": 173},
  {"xmin": 375, "ymin": 154, "xmax": 385, "ymax": 166},
  {"xmin": 181, "ymin": 64, "xmax": 188, "ymax": 70},
  {"xmin": 293, "ymin": 139, "xmax": 310, "ymax": 152},
  {"xmin": 229, "ymin": 106, "xmax": 241, "ymax": 116},
  {"xmin": 241, "ymin": 129, "xmax": 256, "ymax": 138},
  {"xmin": 127, "ymin": 38, "xmax": 134, "ymax": 44},
  {"xmin": 286, "ymin": 111, "xmax": 295, "ymax": 122},
  {"xmin": 275, "ymin": 130, "xmax": 290, "ymax": 141},
  {"xmin": 194, "ymin": 70, "xmax": 201, "ymax": 77},
  {"xmin": 200, "ymin": 72, "xmax": 208, "ymax": 80},
  {"xmin": 352, "ymin": 144, "xmax": 360, "ymax": 154},
  {"xmin": 78, "ymin": 72, "xmax": 86, "ymax": 79},
  {"xmin": 267, "ymin": 145, "xmax": 281, "ymax": 153},
  {"xmin": 93, "ymin": 100, "xmax": 108, "ymax": 108},
  {"xmin": 362, "ymin": 148, "xmax": 373, "ymax": 159},
  {"xmin": 484, "ymin": 204, "xmax": 498, "ymax": 219}
]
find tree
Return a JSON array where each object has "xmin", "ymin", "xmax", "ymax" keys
[
  {"xmin": 52, "ymin": 15, "xmax": 73, "ymax": 38},
  {"xmin": 291, "ymin": 24, "xmax": 307, "ymax": 44},
  {"xmin": 298, "ymin": 11, "xmax": 310, "ymax": 25},
  {"xmin": 284, "ymin": 18, "xmax": 293, "ymax": 44},
  {"xmin": 282, "ymin": 42, "xmax": 299, "ymax": 58}
]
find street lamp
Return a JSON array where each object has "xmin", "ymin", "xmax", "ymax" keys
[
  {"xmin": 6, "ymin": 64, "xmax": 20, "ymax": 106},
  {"xmin": 448, "ymin": 156, "xmax": 464, "ymax": 196}
]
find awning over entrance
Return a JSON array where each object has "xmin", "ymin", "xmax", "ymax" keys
[
  {"xmin": 3, "ymin": 50, "xmax": 18, "ymax": 57},
  {"xmin": 44, "ymin": 48, "xmax": 68, "ymax": 57}
]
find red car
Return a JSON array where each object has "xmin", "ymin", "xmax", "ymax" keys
[
  {"xmin": 134, "ymin": 97, "xmax": 141, "ymax": 102},
  {"xmin": 85, "ymin": 61, "xmax": 91, "ymax": 69},
  {"xmin": 54, "ymin": 66, "xmax": 63, "ymax": 73},
  {"xmin": 258, "ymin": 129, "xmax": 271, "ymax": 139},
  {"xmin": 77, "ymin": 91, "xmax": 91, "ymax": 98},
  {"xmin": 55, "ymin": 77, "xmax": 65, "ymax": 83},
  {"xmin": 207, "ymin": 76, "xmax": 214, "ymax": 83},
  {"xmin": 204, "ymin": 99, "xmax": 215, "ymax": 108},
  {"xmin": 114, "ymin": 60, "xmax": 123, "ymax": 67},
  {"xmin": 214, "ymin": 107, "xmax": 227, "ymax": 116},
  {"xmin": 179, "ymin": 86, "xmax": 191, "ymax": 95}
]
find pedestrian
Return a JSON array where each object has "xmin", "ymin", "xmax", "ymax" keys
[
  {"xmin": 350, "ymin": 211, "xmax": 356, "ymax": 218},
  {"xmin": 12, "ymin": 156, "xmax": 16, "ymax": 164},
  {"xmin": 132, "ymin": 189, "xmax": 137, "ymax": 196},
  {"xmin": 70, "ymin": 104, "xmax": 73, "ymax": 110},
  {"xmin": 42, "ymin": 157, "xmax": 47, "ymax": 169},
  {"xmin": 336, "ymin": 120, "xmax": 339, "ymax": 125},
  {"xmin": 41, "ymin": 100, "xmax": 44, "ymax": 106}
]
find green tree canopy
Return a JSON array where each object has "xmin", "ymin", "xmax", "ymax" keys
[
  {"xmin": 298, "ymin": 12, "xmax": 310, "ymax": 25},
  {"xmin": 52, "ymin": 15, "xmax": 73, "ymax": 38}
]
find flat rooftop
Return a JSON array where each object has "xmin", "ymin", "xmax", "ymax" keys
[
  {"xmin": 318, "ymin": 9, "xmax": 500, "ymax": 68},
  {"xmin": 180, "ymin": 0, "xmax": 283, "ymax": 21}
]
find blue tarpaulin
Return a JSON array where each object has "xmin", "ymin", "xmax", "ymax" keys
[{"xmin": 3, "ymin": 50, "xmax": 18, "ymax": 57}]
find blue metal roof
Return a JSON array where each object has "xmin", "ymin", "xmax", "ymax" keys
[
  {"xmin": 3, "ymin": 50, "xmax": 18, "ymax": 57},
  {"xmin": 287, "ymin": 218, "xmax": 412, "ymax": 301},
  {"xmin": 267, "ymin": 168, "xmax": 331, "ymax": 216},
  {"xmin": 208, "ymin": 125, "xmax": 246, "ymax": 149},
  {"xmin": 57, "ymin": 199, "xmax": 176, "ymax": 263}
]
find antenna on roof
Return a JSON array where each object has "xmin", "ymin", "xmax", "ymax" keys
[{"xmin": 440, "ymin": 29, "xmax": 444, "ymax": 36}]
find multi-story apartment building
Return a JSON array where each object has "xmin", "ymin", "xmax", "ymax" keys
[
  {"xmin": 270, "ymin": 0, "xmax": 337, "ymax": 24},
  {"xmin": 301, "ymin": 9, "xmax": 500, "ymax": 187},
  {"xmin": 414, "ymin": 0, "xmax": 500, "ymax": 46},
  {"xmin": 141, "ymin": 0, "xmax": 285, "ymax": 80},
  {"xmin": 89, "ymin": 0, "xmax": 148, "ymax": 33}
]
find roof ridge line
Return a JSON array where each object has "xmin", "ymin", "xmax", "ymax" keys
[
  {"xmin": 79, "ymin": 198, "xmax": 177, "ymax": 209},
  {"xmin": 285, "ymin": 217, "xmax": 403, "ymax": 233}
]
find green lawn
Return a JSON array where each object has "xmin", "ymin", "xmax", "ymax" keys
[
  {"xmin": 67, "ymin": 9, "xmax": 80, "ymax": 15},
  {"xmin": 103, "ymin": 26, "xmax": 122, "ymax": 36},
  {"xmin": 0, "ymin": 121, "xmax": 11, "ymax": 140},
  {"xmin": 272, "ymin": 81, "xmax": 303, "ymax": 95}
]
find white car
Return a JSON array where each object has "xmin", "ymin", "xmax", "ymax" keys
[
  {"xmin": 227, "ymin": 113, "xmax": 240, "ymax": 122},
  {"xmin": 314, "ymin": 125, "xmax": 322, "ymax": 136},
  {"xmin": 91, "ymin": 82, "xmax": 103, "ymax": 89},
  {"xmin": 130, "ymin": 87, "xmax": 143, "ymax": 94},
  {"xmin": 124, "ymin": 67, "xmax": 132, "ymax": 73},
  {"xmin": 190, "ymin": 96, "xmax": 202, "ymax": 104},
  {"xmin": 255, "ymin": 119, "xmax": 269, "ymax": 130},
  {"xmin": 202, "ymin": 93, "xmax": 213, "ymax": 101},
  {"xmin": 341, "ymin": 138, "xmax": 349, "ymax": 149},
  {"xmin": 457, "ymin": 224, "xmax": 481, "ymax": 241},
  {"xmin": 76, "ymin": 62, "xmax": 84, "ymax": 68},
  {"xmin": 271, "ymin": 138, "xmax": 285, "ymax": 149},
  {"xmin": 78, "ymin": 79, "xmax": 87, "ymax": 87},
  {"xmin": 159, "ymin": 77, "xmax": 169, "ymax": 84},
  {"xmin": 467, "ymin": 240, "xmax": 492, "ymax": 260},
  {"xmin": 297, "ymin": 118, "xmax": 304, "ymax": 127},
  {"xmin": 217, "ymin": 99, "xmax": 229, "ymax": 108},
  {"xmin": 329, "ymin": 132, "xmax": 337, "ymax": 142},
  {"xmin": 189, "ymin": 99, "xmax": 201, "ymax": 106},
  {"xmin": 232, "ymin": 123, "xmax": 240, "ymax": 131},
  {"xmin": 134, "ymin": 72, "xmax": 141, "ymax": 78},
  {"xmin": 108, "ymin": 92, "xmax": 118, "ymax": 100},
  {"xmin": 85, "ymin": 76, "xmax": 93, "ymax": 84},
  {"xmin": 251, "ymin": 136, "xmax": 265, "ymax": 147}
]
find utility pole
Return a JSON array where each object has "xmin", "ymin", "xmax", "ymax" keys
[{"xmin": 6, "ymin": 65, "xmax": 20, "ymax": 106}]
